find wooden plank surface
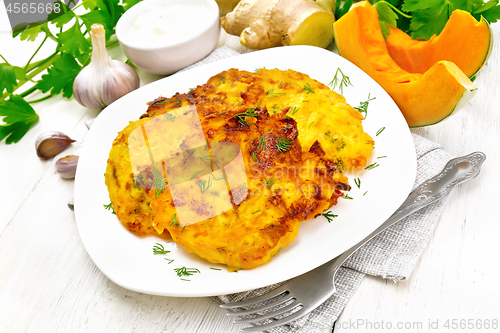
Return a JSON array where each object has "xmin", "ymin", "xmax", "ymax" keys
[{"xmin": 1, "ymin": 9, "xmax": 499, "ymax": 333}]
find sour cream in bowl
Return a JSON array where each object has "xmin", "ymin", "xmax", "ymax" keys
[{"xmin": 116, "ymin": 0, "xmax": 220, "ymax": 75}]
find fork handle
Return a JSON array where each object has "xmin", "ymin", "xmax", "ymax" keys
[{"xmin": 327, "ymin": 151, "xmax": 486, "ymax": 277}]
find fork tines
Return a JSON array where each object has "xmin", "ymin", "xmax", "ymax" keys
[{"xmin": 220, "ymin": 286, "xmax": 305, "ymax": 331}]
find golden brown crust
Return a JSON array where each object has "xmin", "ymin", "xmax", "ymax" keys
[{"xmin": 106, "ymin": 68, "xmax": 374, "ymax": 270}]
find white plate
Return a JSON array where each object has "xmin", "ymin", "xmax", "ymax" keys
[{"xmin": 74, "ymin": 45, "xmax": 416, "ymax": 297}]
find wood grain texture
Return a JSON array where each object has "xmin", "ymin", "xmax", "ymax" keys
[{"xmin": 1, "ymin": 10, "xmax": 498, "ymax": 333}]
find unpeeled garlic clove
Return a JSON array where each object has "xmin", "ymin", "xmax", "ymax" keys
[
  {"xmin": 73, "ymin": 24, "xmax": 140, "ymax": 109},
  {"xmin": 55, "ymin": 155, "xmax": 79, "ymax": 179},
  {"xmin": 36, "ymin": 131, "xmax": 75, "ymax": 160}
]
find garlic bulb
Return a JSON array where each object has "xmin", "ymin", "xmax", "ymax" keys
[
  {"xmin": 36, "ymin": 131, "xmax": 75, "ymax": 160},
  {"xmin": 73, "ymin": 24, "xmax": 140, "ymax": 108},
  {"xmin": 55, "ymin": 155, "xmax": 79, "ymax": 179}
]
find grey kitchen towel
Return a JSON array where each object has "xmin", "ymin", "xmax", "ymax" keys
[
  {"xmin": 212, "ymin": 134, "xmax": 452, "ymax": 333},
  {"xmin": 179, "ymin": 46, "xmax": 453, "ymax": 332}
]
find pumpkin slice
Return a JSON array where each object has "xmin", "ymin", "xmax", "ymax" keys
[
  {"xmin": 385, "ymin": 9, "xmax": 491, "ymax": 78},
  {"xmin": 333, "ymin": 1, "xmax": 477, "ymax": 127}
]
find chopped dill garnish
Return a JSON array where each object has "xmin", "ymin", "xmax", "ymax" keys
[
  {"xmin": 303, "ymin": 83, "xmax": 315, "ymax": 94},
  {"xmin": 164, "ymin": 258, "xmax": 174, "ymax": 264},
  {"xmin": 148, "ymin": 166, "xmax": 165, "ymax": 198},
  {"xmin": 278, "ymin": 81, "xmax": 283, "ymax": 88},
  {"xmin": 266, "ymin": 92, "xmax": 286, "ymax": 99},
  {"xmin": 376, "ymin": 127, "xmax": 385, "ymax": 136},
  {"xmin": 252, "ymin": 152, "xmax": 259, "ymax": 162},
  {"xmin": 182, "ymin": 224, "xmax": 186, "ymax": 233},
  {"xmin": 252, "ymin": 210, "xmax": 261, "ymax": 214},
  {"xmin": 170, "ymin": 100, "xmax": 181, "ymax": 104},
  {"xmin": 322, "ymin": 211, "xmax": 338, "ymax": 223},
  {"xmin": 210, "ymin": 267, "xmax": 222, "ymax": 271},
  {"xmin": 196, "ymin": 178, "xmax": 213, "ymax": 193},
  {"xmin": 328, "ymin": 68, "xmax": 352, "ymax": 95},
  {"xmin": 354, "ymin": 94, "xmax": 376, "ymax": 118},
  {"xmin": 343, "ymin": 194, "xmax": 353, "ymax": 199},
  {"xmin": 169, "ymin": 213, "xmax": 179, "ymax": 226},
  {"xmin": 174, "ymin": 267, "xmax": 200, "ymax": 278},
  {"xmin": 153, "ymin": 243, "xmax": 170, "ymax": 255},
  {"xmin": 377, "ymin": 156, "xmax": 387, "ymax": 159},
  {"xmin": 363, "ymin": 191, "xmax": 368, "ymax": 196},
  {"xmin": 164, "ymin": 113, "xmax": 175, "ymax": 122},
  {"xmin": 276, "ymin": 138, "xmax": 292, "ymax": 153},
  {"xmin": 103, "ymin": 203, "xmax": 116, "ymax": 215},
  {"xmin": 181, "ymin": 278, "xmax": 190, "ymax": 281},
  {"xmin": 354, "ymin": 178, "xmax": 361, "ymax": 189},
  {"xmin": 365, "ymin": 162, "xmax": 380, "ymax": 170},
  {"xmin": 190, "ymin": 169, "xmax": 204, "ymax": 180},
  {"xmin": 308, "ymin": 121, "xmax": 315, "ymax": 129},
  {"xmin": 234, "ymin": 101, "xmax": 262, "ymax": 126},
  {"xmin": 258, "ymin": 134, "xmax": 266, "ymax": 151},
  {"xmin": 264, "ymin": 178, "xmax": 276, "ymax": 190},
  {"xmin": 290, "ymin": 106, "xmax": 300, "ymax": 115},
  {"xmin": 198, "ymin": 155, "xmax": 220, "ymax": 172}
]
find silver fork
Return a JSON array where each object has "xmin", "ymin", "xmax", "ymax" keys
[{"xmin": 220, "ymin": 151, "xmax": 486, "ymax": 332}]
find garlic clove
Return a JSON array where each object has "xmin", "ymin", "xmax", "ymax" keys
[
  {"xmin": 55, "ymin": 155, "xmax": 79, "ymax": 179},
  {"xmin": 36, "ymin": 131, "xmax": 75, "ymax": 160},
  {"xmin": 73, "ymin": 24, "xmax": 140, "ymax": 109}
]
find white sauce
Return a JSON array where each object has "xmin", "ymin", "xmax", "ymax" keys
[{"xmin": 127, "ymin": 4, "xmax": 211, "ymax": 47}]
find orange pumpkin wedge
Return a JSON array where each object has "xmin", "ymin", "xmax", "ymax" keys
[
  {"xmin": 333, "ymin": 1, "xmax": 477, "ymax": 127},
  {"xmin": 385, "ymin": 9, "xmax": 491, "ymax": 78}
]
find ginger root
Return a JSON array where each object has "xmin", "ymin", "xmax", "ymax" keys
[
  {"xmin": 221, "ymin": 0, "xmax": 336, "ymax": 50},
  {"xmin": 215, "ymin": 0, "xmax": 242, "ymax": 15}
]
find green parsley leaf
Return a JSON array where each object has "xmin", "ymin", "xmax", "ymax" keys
[
  {"xmin": 48, "ymin": 2, "xmax": 76, "ymax": 28},
  {"xmin": 373, "ymin": 1, "xmax": 399, "ymax": 38},
  {"xmin": 0, "ymin": 95, "xmax": 39, "ymax": 144},
  {"xmin": 82, "ymin": 0, "xmax": 98, "ymax": 10},
  {"xmin": 36, "ymin": 54, "xmax": 83, "ymax": 98},
  {"xmin": 0, "ymin": 63, "xmax": 26, "ymax": 94},
  {"xmin": 57, "ymin": 22, "xmax": 92, "ymax": 58},
  {"xmin": 404, "ymin": 0, "xmax": 471, "ymax": 39},
  {"xmin": 18, "ymin": 24, "xmax": 44, "ymax": 42}
]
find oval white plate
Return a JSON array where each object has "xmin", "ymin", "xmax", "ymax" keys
[{"xmin": 74, "ymin": 45, "xmax": 416, "ymax": 297}]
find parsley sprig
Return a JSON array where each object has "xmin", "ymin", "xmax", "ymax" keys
[
  {"xmin": 1, "ymin": 0, "xmax": 141, "ymax": 144},
  {"xmin": 337, "ymin": 0, "xmax": 500, "ymax": 40}
]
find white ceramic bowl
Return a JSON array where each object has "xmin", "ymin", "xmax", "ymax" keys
[{"xmin": 116, "ymin": 0, "xmax": 220, "ymax": 75}]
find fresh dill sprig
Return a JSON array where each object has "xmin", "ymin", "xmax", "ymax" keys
[
  {"xmin": 210, "ymin": 267, "xmax": 222, "ymax": 271},
  {"xmin": 364, "ymin": 162, "xmax": 379, "ymax": 170},
  {"xmin": 103, "ymin": 203, "xmax": 116, "ymax": 215},
  {"xmin": 264, "ymin": 177, "xmax": 276, "ymax": 190},
  {"xmin": 234, "ymin": 101, "xmax": 262, "ymax": 126},
  {"xmin": 290, "ymin": 106, "xmax": 300, "ymax": 115},
  {"xmin": 343, "ymin": 194, "xmax": 353, "ymax": 200},
  {"xmin": 153, "ymin": 243, "xmax": 170, "ymax": 255},
  {"xmin": 354, "ymin": 178, "xmax": 361, "ymax": 189},
  {"xmin": 148, "ymin": 166, "xmax": 165, "ymax": 198},
  {"xmin": 303, "ymin": 83, "xmax": 315, "ymax": 94},
  {"xmin": 198, "ymin": 155, "xmax": 220, "ymax": 172},
  {"xmin": 252, "ymin": 210, "xmax": 261, "ymax": 214},
  {"xmin": 276, "ymin": 138, "xmax": 292, "ymax": 153},
  {"xmin": 164, "ymin": 113, "xmax": 175, "ymax": 122},
  {"xmin": 354, "ymin": 93, "xmax": 376, "ymax": 118},
  {"xmin": 169, "ymin": 213, "xmax": 179, "ymax": 226},
  {"xmin": 376, "ymin": 127, "xmax": 385, "ymax": 136},
  {"xmin": 196, "ymin": 178, "xmax": 213, "ymax": 193},
  {"xmin": 266, "ymin": 92, "xmax": 286, "ymax": 99},
  {"xmin": 322, "ymin": 211, "xmax": 338, "ymax": 223},
  {"xmin": 190, "ymin": 169, "xmax": 204, "ymax": 180},
  {"xmin": 164, "ymin": 258, "xmax": 174, "ymax": 264},
  {"xmin": 174, "ymin": 267, "xmax": 200, "ymax": 278},
  {"xmin": 329, "ymin": 68, "xmax": 352, "ymax": 95},
  {"xmin": 258, "ymin": 134, "xmax": 266, "ymax": 151},
  {"xmin": 252, "ymin": 152, "xmax": 259, "ymax": 162}
]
